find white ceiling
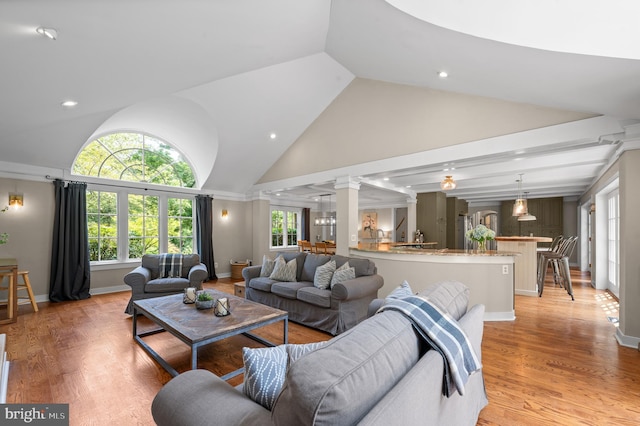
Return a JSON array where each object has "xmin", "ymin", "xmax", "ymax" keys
[{"xmin": 1, "ymin": 0, "xmax": 639, "ymax": 208}]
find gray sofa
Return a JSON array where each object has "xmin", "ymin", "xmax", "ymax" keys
[
  {"xmin": 151, "ymin": 280, "xmax": 488, "ymax": 425},
  {"xmin": 242, "ymin": 252, "xmax": 384, "ymax": 335},
  {"xmin": 123, "ymin": 253, "xmax": 208, "ymax": 314}
]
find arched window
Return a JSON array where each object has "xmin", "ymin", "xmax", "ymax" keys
[
  {"xmin": 73, "ymin": 132, "xmax": 196, "ymax": 262},
  {"xmin": 73, "ymin": 132, "xmax": 195, "ymax": 188}
]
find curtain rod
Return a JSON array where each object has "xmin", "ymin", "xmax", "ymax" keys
[{"xmin": 44, "ymin": 175, "xmax": 211, "ymax": 197}]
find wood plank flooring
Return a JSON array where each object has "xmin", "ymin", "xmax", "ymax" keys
[{"xmin": 1, "ymin": 270, "xmax": 639, "ymax": 425}]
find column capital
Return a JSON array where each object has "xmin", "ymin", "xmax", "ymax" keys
[{"xmin": 334, "ymin": 176, "xmax": 360, "ymax": 191}]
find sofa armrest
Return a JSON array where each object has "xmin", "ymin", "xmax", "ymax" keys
[
  {"xmin": 123, "ymin": 266, "xmax": 151, "ymax": 293},
  {"xmin": 458, "ymin": 304, "xmax": 485, "ymax": 358},
  {"xmin": 331, "ymin": 274, "xmax": 384, "ymax": 301},
  {"xmin": 242, "ymin": 265, "xmax": 262, "ymax": 283},
  {"xmin": 188, "ymin": 263, "xmax": 208, "ymax": 289},
  {"xmin": 152, "ymin": 370, "xmax": 271, "ymax": 426}
]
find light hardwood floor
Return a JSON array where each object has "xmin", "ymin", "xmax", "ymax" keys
[{"xmin": 2, "ymin": 270, "xmax": 639, "ymax": 425}]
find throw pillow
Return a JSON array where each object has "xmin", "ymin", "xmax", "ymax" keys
[
  {"xmin": 242, "ymin": 346, "xmax": 288, "ymax": 410},
  {"xmin": 330, "ymin": 266, "xmax": 355, "ymax": 288},
  {"xmin": 260, "ymin": 255, "xmax": 276, "ymax": 277},
  {"xmin": 335, "ymin": 261, "xmax": 350, "ymax": 272},
  {"xmin": 313, "ymin": 260, "xmax": 336, "ymax": 290},
  {"xmin": 269, "ymin": 256, "xmax": 297, "ymax": 282},
  {"xmin": 243, "ymin": 342, "xmax": 329, "ymax": 411}
]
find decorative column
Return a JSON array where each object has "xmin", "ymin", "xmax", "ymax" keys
[
  {"xmin": 334, "ymin": 176, "xmax": 360, "ymax": 256},
  {"xmin": 407, "ymin": 196, "xmax": 417, "ymax": 243}
]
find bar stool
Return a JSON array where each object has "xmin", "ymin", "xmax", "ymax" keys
[
  {"xmin": 0, "ymin": 270, "xmax": 38, "ymax": 312},
  {"xmin": 538, "ymin": 236, "xmax": 577, "ymax": 301}
]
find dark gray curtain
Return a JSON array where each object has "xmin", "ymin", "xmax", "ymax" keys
[
  {"xmin": 302, "ymin": 208, "xmax": 311, "ymax": 241},
  {"xmin": 196, "ymin": 195, "xmax": 216, "ymax": 280},
  {"xmin": 49, "ymin": 179, "xmax": 91, "ymax": 301}
]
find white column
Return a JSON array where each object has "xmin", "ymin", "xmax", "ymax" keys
[
  {"xmin": 406, "ymin": 196, "xmax": 417, "ymax": 243},
  {"xmin": 334, "ymin": 176, "xmax": 360, "ymax": 256}
]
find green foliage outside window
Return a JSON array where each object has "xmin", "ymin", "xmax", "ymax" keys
[
  {"xmin": 271, "ymin": 209, "xmax": 299, "ymax": 248},
  {"xmin": 128, "ymin": 194, "xmax": 159, "ymax": 258},
  {"xmin": 87, "ymin": 191, "xmax": 118, "ymax": 261},
  {"xmin": 168, "ymin": 198, "xmax": 193, "ymax": 254},
  {"xmin": 73, "ymin": 133, "xmax": 195, "ymax": 188}
]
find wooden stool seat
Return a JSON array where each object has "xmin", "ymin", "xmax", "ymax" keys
[{"xmin": 0, "ymin": 270, "xmax": 38, "ymax": 312}]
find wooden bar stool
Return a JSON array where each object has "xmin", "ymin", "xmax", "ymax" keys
[{"xmin": 0, "ymin": 270, "xmax": 38, "ymax": 312}]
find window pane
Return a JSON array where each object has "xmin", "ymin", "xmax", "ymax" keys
[
  {"xmin": 129, "ymin": 194, "xmax": 159, "ymax": 259},
  {"xmin": 87, "ymin": 190, "xmax": 118, "ymax": 261},
  {"xmin": 167, "ymin": 198, "xmax": 193, "ymax": 254}
]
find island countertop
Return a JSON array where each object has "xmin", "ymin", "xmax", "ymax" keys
[
  {"xmin": 352, "ymin": 243, "xmax": 521, "ymax": 257},
  {"xmin": 495, "ymin": 236, "xmax": 553, "ymax": 243}
]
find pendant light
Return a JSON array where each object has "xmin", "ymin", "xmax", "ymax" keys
[
  {"xmin": 517, "ymin": 192, "xmax": 537, "ymax": 221},
  {"xmin": 314, "ymin": 194, "xmax": 335, "ymax": 226},
  {"xmin": 440, "ymin": 175, "xmax": 457, "ymax": 190},
  {"xmin": 512, "ymin": 174, "xmax": 527, "ymax": 217}
]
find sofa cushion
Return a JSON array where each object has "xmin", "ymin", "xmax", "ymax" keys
[
  {"xmin": 273, "ymin": 310, "xmax": 421, "ymax": 425},
  {"xmin": 248, "ymin": 277, "xmax": 277, "ymax": 292},
  {"xmin": 271, "ymin": 282, "xmax": 312, "ymax": 300},
  {"xmin": 301, "ymin": 254, "xmax": 331, "ymax": 282},
  {"xmin": 418, "ymin": 280, "xmax": 470, "ymax": 321},
  {"xmin": 144, "ymin": 277, "xmax": 190, "ymax": 292},
  {"xmin": 260, "ymin": 255, "xmax": 276, "ymax": 277},
  {"xmin": 313, "ymin": 260, "xmax": 336, "ymax": 290},
  {"xmin": 331, "ymin": 255, "xmax": 374, "ymax": 277},
  {"xmin": 243, "ymin": 342, "xmax": 329, "ymax": 411},
  {"xmin": 297, "ymin": 286, "xmax": 331, "ymax": 308},
  {"xmin": 269, "ymin": 256, "xmax": 297, "ymax": 282}
]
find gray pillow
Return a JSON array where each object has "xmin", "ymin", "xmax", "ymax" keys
[
  {"xmin": 260, "ymin": 255, "xmax": 276, "ymax": 277},
  {"xmin": 330, "ymin": 266, "xmax": 355, "ymax": 288},
  {"xmin": 386, "ymin": 280, "xmax": 413, "ymax": 300},
  {"xmin": 313, "ymin": 260, "xmax": 336, "ymax": 290},
  {"xmin": 270, "ymin": 256, "xmax": 297, "ymax": 282}
]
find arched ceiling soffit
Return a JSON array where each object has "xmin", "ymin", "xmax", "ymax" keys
[{"xmin": 87, "ymin": 96, "xmax": 217, "ymax": 189}]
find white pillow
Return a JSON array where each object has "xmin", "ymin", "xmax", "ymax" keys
[
  {"xmin": 269, "ymin": 256, "xmax": 297, "ymax": 282},
  {"xmin": 313, "ymin": 260, "xmax": 336, "ymax": 290}
]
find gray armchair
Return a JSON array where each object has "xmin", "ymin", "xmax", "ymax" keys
[{"xmin": 124, "ymin": 253, "xmax": 208, "ymax": 314}]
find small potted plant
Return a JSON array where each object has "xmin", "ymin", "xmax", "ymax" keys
[{"xmin": 195, "ymin": 291, "xmax": 214, "ymax": 310}]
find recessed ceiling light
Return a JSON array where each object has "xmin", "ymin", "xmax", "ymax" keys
[
  {"xmin": 438, "ymin": 71, "xmax": 448, "ymax": 78},
  {"xmin": 61, "ymin": 100, "xmax": 78, "ymax": 108},
  {"xmin": 36, "ymin": 27, "xmax": 58, "ymax": 40},
  {"xmin": 406, "ymin": 185, "xmax": 412, "ymax": 188},
  {"xmin": 269, "ymin": 132, "xmax": 277, "ymax": 140},
  {"xmin": 383, "ymin": 177, "xmax": 390, "ymax": 181}
]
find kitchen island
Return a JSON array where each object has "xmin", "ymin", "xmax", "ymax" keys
[
  {"xmin": 495, "ymin": 236, "xmax": 553, "ymax": 297},
  {"xmin": 350, "ymin": 244, "xmax": 519, "ymax": 321}
]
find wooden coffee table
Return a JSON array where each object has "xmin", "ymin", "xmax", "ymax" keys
[{"xmin": 133, "ymin": 289, "xmax": 288, "ymax": 379}]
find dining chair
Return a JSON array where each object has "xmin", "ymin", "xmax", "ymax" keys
[{"xmin": 315, "ymin": 242, "xmax": 328, "ymax": 255}]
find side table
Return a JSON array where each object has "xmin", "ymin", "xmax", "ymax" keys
[{"xmin": 234, "ymin": 281, "xmax": 246, "ymax": 298}]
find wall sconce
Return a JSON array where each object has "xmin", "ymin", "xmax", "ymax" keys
[
  {"xmin": 221, "ymin": 209, "xmax": 228, "ymax": 219},
  {"xmin": 9, "ymin": 193, "xmax": 23, "ymax": 209}
]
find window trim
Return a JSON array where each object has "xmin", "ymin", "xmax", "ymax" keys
[
  {"xmin": 87, "ymin": 184, "xmax": 197, "ymax": 265},
  {"xmin": 270, "ymin": 205, "xmax": 302, "ymax": 250}
]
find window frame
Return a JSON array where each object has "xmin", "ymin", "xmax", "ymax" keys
[
  {"xmin": 87, "ymin": 184, "xmax": 196, "ymax": 266},
  {"xmin": 270, "ymin": 205, "xmax": 302, "ymax": 250}
]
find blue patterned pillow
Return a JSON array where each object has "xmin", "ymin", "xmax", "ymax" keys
[
  {"xmin": 242, "ymin": 346, "xmax": 288, "ymax": 410},
  {"xmin": 313, "ymin": 260, "xmax": 336, "ymax": 289},
  {"xmin": 243, "ymin": 342, "xmax": 328, "ymax": 410}
]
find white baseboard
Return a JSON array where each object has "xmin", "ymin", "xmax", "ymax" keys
[
  {"xmin": 616, "ymin": 328, "xmax": 640, "ymax": 350},
  {"xmin": 515, "ymin": 289, "xmax": 538, "ymax": 297},
  {"xmin": 484, "ymin": 311, "xmax": 516, "ymax": 321}
]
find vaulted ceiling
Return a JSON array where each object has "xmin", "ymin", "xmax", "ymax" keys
[{"xmin": 2, "ymin": 0, "xmax": 639, "ymax": 207}]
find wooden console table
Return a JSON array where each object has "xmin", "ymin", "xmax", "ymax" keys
[{"xmin": 0, "ymin": 258, "xmax": 18, "ymax": 324}]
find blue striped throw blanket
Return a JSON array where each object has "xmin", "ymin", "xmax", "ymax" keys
[
  {"xmin": 159, "ymin": 254, "xmax": 183, "ymax": 278},
  {"xmin": 378, "ymin": 295, "xmax": 481, "ymax": 397}
]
